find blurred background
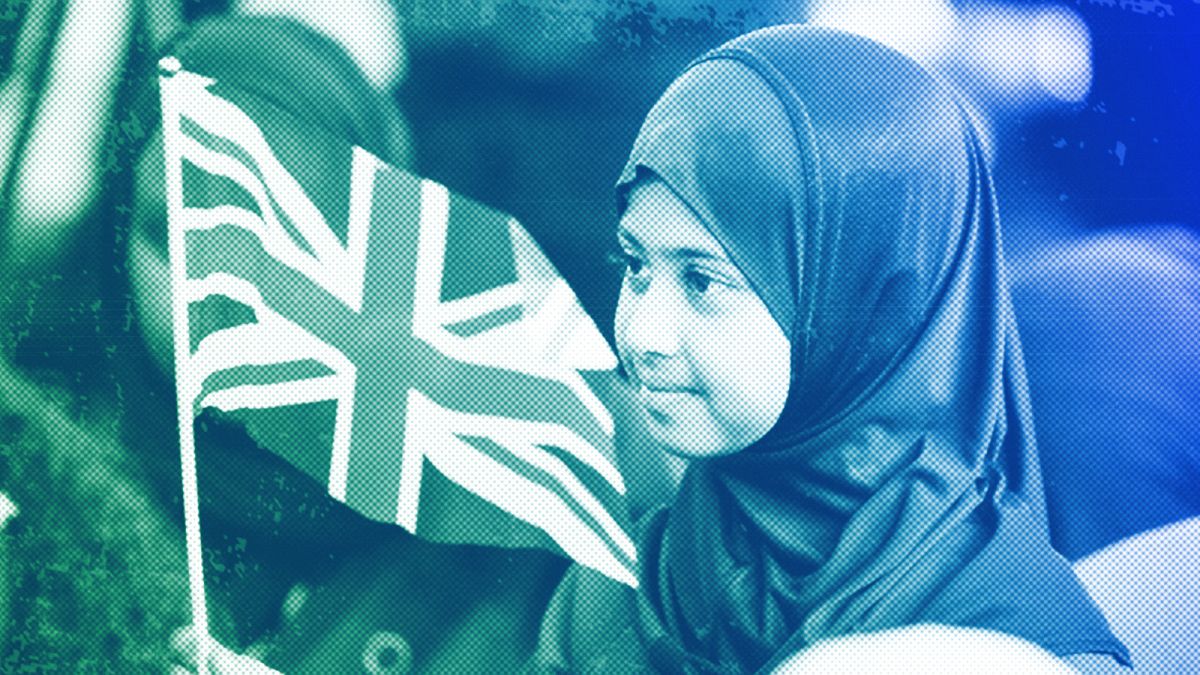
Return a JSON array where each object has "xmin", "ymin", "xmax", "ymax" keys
[{"xmin": 0, "ymin": 0, "xmax": 1195, "ymax": 671}]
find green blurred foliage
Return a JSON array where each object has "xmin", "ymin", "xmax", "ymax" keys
[
  {"xmin": 0, "ymin": 362, "xmax": 194, "ymax": 672},
  {"xmin": 0, "ymin": 0, "xmax": 198, "ymax": 670}
]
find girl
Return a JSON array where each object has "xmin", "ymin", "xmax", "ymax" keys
[{"xmin": 531, "ymin": 24, "xmax": 1130, "ymax": 673}]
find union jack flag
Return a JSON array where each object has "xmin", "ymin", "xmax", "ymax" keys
[{"xmin": 157, "ymin": 57, "xmax": 637, "ymax": 616}]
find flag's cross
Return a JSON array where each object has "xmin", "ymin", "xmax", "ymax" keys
[{"xmin": 163, "ymin": 67, "xmax": 636, "ymax": 585}]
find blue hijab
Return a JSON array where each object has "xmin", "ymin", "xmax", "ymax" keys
[{"xmin": 535, "ymin": 25, "xmax": 1127, "ymax": 674}]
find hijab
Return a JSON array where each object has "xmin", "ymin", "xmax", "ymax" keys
[
  {"xmin": 1012, "ymin": 226, "xmax": 1200, "ymax": 561},
  {"xmin": 610, "ymin": 25, "xmax": 1128, "ymax": 673}
]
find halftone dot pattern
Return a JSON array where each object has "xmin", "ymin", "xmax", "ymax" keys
[{"xmin": 0, "ymin": 1, "xmax": 1195, "ymax": 673}]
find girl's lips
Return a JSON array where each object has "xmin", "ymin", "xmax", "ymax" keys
[
  {"xmin": 623, "ymin": 366, "xmax": 701, "ymax": 410},
  {"xmin": 636, "ymin": 384, "xmax": 701, "ymax": 411},
  {"xmin": 626, "ymin": 369, "xmax": 696, "ymax": 395},
  {"xmin": 641, "ymin": 383, "xmax": 695, "ymax": 394}
]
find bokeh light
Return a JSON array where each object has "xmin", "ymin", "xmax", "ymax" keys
[
  {"xmin": 952, "ymin": 3, "xmax": 1093, "ymax": 108},
  {"xmin": 808, "ymin": 0, "xmax": 957, "ymax": 66},
  {"xmin": 1034, "ymin": 6, "xmax": 1093, "ymax": 103}
]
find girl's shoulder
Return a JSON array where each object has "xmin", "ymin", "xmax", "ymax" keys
[{"xmin": 527, "ymin": 563, "xmax": 650, "ymax": 674}]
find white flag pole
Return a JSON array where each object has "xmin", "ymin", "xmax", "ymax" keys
[{"xmin": 159, "ymin": 55, "xmax": 211, "ymax": 674}]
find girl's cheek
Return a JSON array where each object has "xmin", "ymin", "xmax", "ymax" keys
[
  {"xmin": 613, "ymin": 286, "xmax": 654, "ymax": 378},
  {"xmin": 708, "ymin": 307, "xmax": 791, "ymax": 441}
]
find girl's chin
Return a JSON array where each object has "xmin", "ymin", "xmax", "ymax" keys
[{"xmin": 642, "ymin": 408, "xmax": 741, "ymax": 458}]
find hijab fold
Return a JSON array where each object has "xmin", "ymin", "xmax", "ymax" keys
[{"xmin": 606, "ymin": 26, "xmax": 1127, "ymax": 673}]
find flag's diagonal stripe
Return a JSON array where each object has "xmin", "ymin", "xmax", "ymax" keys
[
  {"xmin": 185, "ymin": 273, "xmax": 355, "ymax": 400},
  {"xmin": 455, "ymin": 433, "xmax": 635, "ymax": 576},
  {"xmin": 551, "ymin": 370, "xmax": 613, "ymax": 437},
  {"xmin": 437, "ymin": 433, "xmax": 635, "ymax": 585},
  {"xmin": 179, "ymin": 114, "xmax": 321, "ymax": 259},
  {"xmin": 197, "ymin": 360, "xmax": 334, "ymax": 401},
  {"xmin": 183, "ymin": 202, "xmax": 320, "ymax": 286},
  {"xmin": 182, "ymin": 226, "xmax": 358, "ymax": 350},
  {"xmin": 502, "ymin": 420, "xmax": 627, "ymax": 504},
  {"xmin": 188, "ymin": 320, "xmax": 353, "ymax": 409},
  {"xmin": 474, "ymin": 429, "xmax": 634, "ymax": 560},
  {"xmin": 444, "ymin": 304, "xmax": 523, "ymax": 338},
  {"xmin": 489, "ymin": 412, "xmax": 628, "ymax": 509},
  {"xmin": 434, "ymin": 289, "xmax": 616, "ymax": 438},
  {"xmin": 425, "ymin": 329, "xmax": 616, "ymax": 438},
  {"xmin": 402, "ymin": 390, "xmax": 637, "ymax": 587},
  {"xmin": 186, "ymin": 273, "xmax": 358, "ymax": 502},
  {"xmin": 436, "ymin": 282, "xmax": 523, "ymax": 327},
  {"xmin": 456, "ymin": 433, "xmax": 630, "ymax": 553},
  {"xmin": 413, "ymin": 354, "xmax": 622, "ymax": 493},
  {"xmin": 183, "ymin": 116, "xmax": 317, "ymax": 258},
  {"xmin": 434, "ymin": 295, "xmax": 615, "ymax": 437}
]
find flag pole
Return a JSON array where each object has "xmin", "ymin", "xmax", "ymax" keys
[{"xmin": 159, "ymin": 55, "xmax": 211, "ymax": 674}]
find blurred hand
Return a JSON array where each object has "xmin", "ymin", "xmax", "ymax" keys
[
  {"xmin": 169, "ymin": 625, "xmax": 281, "ymax": 675},
  {"xmin": 170, "ymin": 584, "xmax": 310, "ymax": 674}
]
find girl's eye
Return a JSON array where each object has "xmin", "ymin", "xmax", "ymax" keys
[
  {"xmin": 622, "ymin": 253, "xmax": 645, "ymax": 277},
  {"xmin": 683, "ymin": 269, "xmax": 715, "ymax": 295},
  {"xmin": 607, "ymin": 249, "xmax": 645, "ymax": 277}
]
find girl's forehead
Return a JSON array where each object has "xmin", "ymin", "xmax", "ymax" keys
[{"xmin": 618, "ymin": 180, "xmax": 731, "ymax": 263}]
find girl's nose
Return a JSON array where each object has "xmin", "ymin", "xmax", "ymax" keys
[{"xmin": 622, "ymin": 276, "xmax": 682, "ymax": 362}]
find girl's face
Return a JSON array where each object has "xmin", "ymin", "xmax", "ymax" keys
[{"xmin": 615, "ymin": 180, "xmax": 792, "ymax": 458}]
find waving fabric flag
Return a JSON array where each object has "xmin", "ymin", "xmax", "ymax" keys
[{"xmin": 156, "ymin": 58, "xmax": 637, "ymax": 626}]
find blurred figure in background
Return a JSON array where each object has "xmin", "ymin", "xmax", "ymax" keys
[
  {"xmin": 0, "ymin": 0, "xmax": 181, "ymax": 406},
  {"xmin": 1013, "ymin": 227, "xmax": 1200, "ymax": 561},
  {"xmin": 0, "ymin": 0, "xmax": 179, "ymax": 269},
  {"xmin": 1012, "ymin": 226, "xmax": 1200, "ymax": 673}
]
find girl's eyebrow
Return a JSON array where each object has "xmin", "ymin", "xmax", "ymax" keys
[
  {"xmin": 669, "ymin": 247, "xmax": 730, "ymax": 265},
  {"xmin": 617, "ymin": 229, "xmax": 732, "ymax": 265},
  {"xmin": 616, "ymin": 228, "xmax": 644, "ymax": 252}
]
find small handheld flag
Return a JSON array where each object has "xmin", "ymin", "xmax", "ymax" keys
[{"xmin": 157, "ymin": 55, "xmax": 637, "ymax": 644}]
